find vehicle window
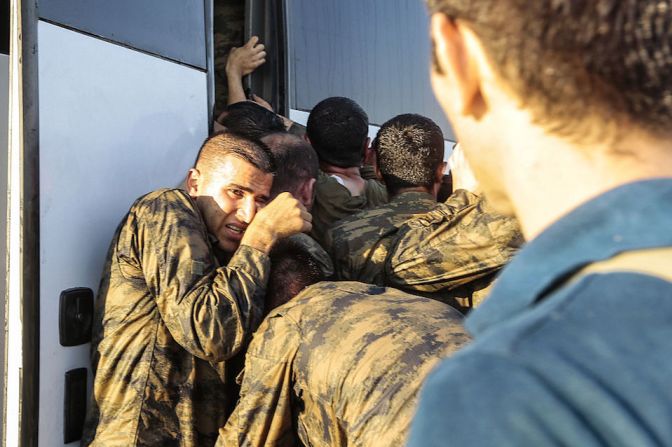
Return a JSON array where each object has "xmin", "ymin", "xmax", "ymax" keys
[{"xmin": 285, "ymin": 0, "xmax": 455, "ymax": 140}]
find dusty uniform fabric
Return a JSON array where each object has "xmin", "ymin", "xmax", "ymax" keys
[
  {"xmin": 82, "ymin": 188, "xmax": 269, "ymax": 447},
  {"xmin": 325, "ymin": 191, "xmax": 439, "ymax": 284},
  {"xmin": 386, "ymin": 189, "xmax": 523, "ymax": 309},
  {"xmin": 217, "ymin": 281, "xmax": 470, "ymax": 447},
  {"xmin": 310, "ymin": 170, "xmax": 388, "ymax": 246},
  {"xmin": 213, "ymin": 0, "xmax": 245, "ymax": 117}
]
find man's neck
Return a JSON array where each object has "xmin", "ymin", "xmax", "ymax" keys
[
  {"xmin": 321, "ymin": 163, "xmax": 362, "ymax": 178},
  {"xmin": 321, "ymin": 163, "xmax": 367, "ymax": 196},
  {"xmin": 505, "ymin": 128, "xmax": 672, "ymax": 241}
]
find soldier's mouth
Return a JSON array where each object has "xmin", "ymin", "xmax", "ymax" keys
[{"xmin": 225, "ymin": 224, "xmax": 246, "ymax": 235}]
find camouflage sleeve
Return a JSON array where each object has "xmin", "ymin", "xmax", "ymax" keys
[
  {"xmin": 385, "ymin": 190, "xmax": 523, "ymax": 292},
  {"xmin": 217, "ymin": 315, "xmax": 300, "ymax": 447},
  {"xmin": 324, "ymin": 225, "xmax": 357, "ymax": 281},
  {"xmin": 131, "ymin": 191, "xmax": 270, "ymax": 362}
]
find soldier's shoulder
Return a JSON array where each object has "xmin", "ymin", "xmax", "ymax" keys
[
  {"xmin": 129, "ymin": 189, "xmax": 200, "ymax": 225},
  {"xmin": 133, "ymin": 188, "xmax": 193, "ymax": 210},
  {"xmin": 330, "ymin": 206, "xmax": 384, "ymax": 233}
]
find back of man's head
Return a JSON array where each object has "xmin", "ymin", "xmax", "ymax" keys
[
  {"xmin": 428, "ymin": 0, "xmax": 672, "ymax": 139},
  {"xmin": 306, "ymin": 97, "xmax": 369, "ymax": 167},
  {"xmin": 374, "ymin": 114, "xmax": 445, "ymax": 195},
  {"xmin": 266, "ymin": 239, "xmax": 326, "ymax": 311},
  {"xmin": 194, "ymin": 131, "xmax": 276, "ymax": 176},
  {"xmin": 217, "ymin": 101, "xmax": 286, "ymax": 140},
  {"xmin": 262, "ymin": 133, "xmax": 319, "ymax": 200}
]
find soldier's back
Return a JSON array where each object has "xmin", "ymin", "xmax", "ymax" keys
[{"xmin": 284, "ymin": 282, "xmax": 470, "ymax": 446}]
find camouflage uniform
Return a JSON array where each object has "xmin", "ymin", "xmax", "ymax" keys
[
  {"xmin": 325, "ymin": 191, "xmax": 439, "ymax": 284},
  {"xmin": 213, "ymin": 0, "xmax": 245, "ymax": 117},
  {"xmin": 82, "ymin": 189, "xmax": 269, "ymax": 447},
  {"xmin": 310, "ymin": 170, "xmax": 388, "ymax": 246},
  {"xmin": 386, "ymin": 189, "xmax": 524, "ymax": 309},
  {"xmin": 216, "ymin": 281, "xmax": 470, "ymax": 447}
]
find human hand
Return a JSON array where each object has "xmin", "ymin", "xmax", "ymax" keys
[
  {"xmin": 251, "ymin": 94, "xmax": 295, "ymax": 130},
  {"xmin": 226, "ymin": 36, "xmax": 266, "ymax": 78},
  {"xmin": 449, "ymin": 143, "xmax": 479, "ymax": 193},
  {"xmin": 250, "ymin": 93, "xmax": 273, "ymax": 111},
  {"xmin": 241, "ymin": 192, "xmax": 312, "ymax": 254}
]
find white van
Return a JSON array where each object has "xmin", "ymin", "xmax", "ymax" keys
[{"xmin": 5, "ymin": 1, "xmax": 454, "ymax": 445}]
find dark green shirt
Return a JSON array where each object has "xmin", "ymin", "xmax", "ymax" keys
[{"xmin": 310, "ymin": 170, "xmax": 388, "ymax": 247}]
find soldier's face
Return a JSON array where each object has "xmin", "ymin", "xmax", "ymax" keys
[{"xmin": 189, "ymin": 155, "xmax": 273, "ymax": 253}]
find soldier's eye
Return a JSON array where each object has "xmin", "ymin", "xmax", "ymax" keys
[{"xmin": 229, "ymin": 189, "xmax": 244, "ymax": 198}]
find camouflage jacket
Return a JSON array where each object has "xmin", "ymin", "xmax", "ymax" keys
[
  {"xmin": 82, "ymin": 189, "xmax": 270, "ymax": 447},
  {"xmin": 386, "ymin": 189, "xmax": 524, "ymax": 309},
  {"xmin": 310, "ymin": 170, "xmax": 388, "ymax": 247},
  {"xmin": 325, "ymin": 191, "xmax": 439, "ymax": 284},
  {"xmin": 217, "ymin": 281, "xmax": 470, "ymax": 447}
]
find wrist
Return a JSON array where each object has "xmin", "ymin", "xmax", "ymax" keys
[
  {"xmin": 226, "ymin": 67, "xmax": 242, "ymax": 79},
  {"xmin": 241, "ymin": 223, "xmax": 277, "ymax": 254}
]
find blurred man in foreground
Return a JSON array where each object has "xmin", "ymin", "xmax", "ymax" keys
[{"xmin": 409, "ymin": 1, "xmax": 672, "ymax": 445}]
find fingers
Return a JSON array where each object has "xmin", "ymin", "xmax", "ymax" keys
[{"xmin": 245, "ymin": 35, "xmax": 259, "ymax": 48}]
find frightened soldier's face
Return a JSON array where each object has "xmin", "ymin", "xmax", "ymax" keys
[{"xmin": 189, "ymin": 155, "xmax": 273, "ymax": 253}]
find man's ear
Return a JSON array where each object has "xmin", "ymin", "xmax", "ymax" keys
[
  {"xmin": 299, "ymin": 178, "xmax": 317, "ymax": 209},
  {"xmin": 436, "ymin": 161, "xmax": 448, "ymax": 183},
  {"xmin": 186, "ymin": 168, "xmax": 202, "ymax": 197},
  {"xmin": 431, "ymin": 14, "xmax": 486, "ymax": 119}
]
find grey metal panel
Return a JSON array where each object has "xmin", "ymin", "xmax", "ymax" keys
[
  {"xmin": 0, "ymin": 53, "xmax": 8, "ymax": 446},
  {"xmin": 39, "ymin": 0, "xmax": 207, "ymax": 69},
  {"xmin": 286, "ymin": 0, "xmax": 455, "ymax": 140},
  {"xmin": 37, "ymin": 21, "xmax": 208, "ymax": 445}
]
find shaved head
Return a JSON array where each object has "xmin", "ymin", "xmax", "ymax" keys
[
  {"xmin": 194, "ymin": 131, "xmax": 276, "ymax": 176},
  {"xmin": 262, "ymin": 132, "xmax": 319, "ymax": 199}
]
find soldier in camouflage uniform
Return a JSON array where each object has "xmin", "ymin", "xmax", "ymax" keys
[
  {"xmin": 306, "ymin": 97, "xmax": 388, "ymax": 246},
  {"xmin": 386, "ymin": 145, "xmax": 523, "ymax": 309},
  {"xmin": 216, "ymin": 240, "xmax": 470, "ymax": 447},
  {"xmin": 324, "ymin": 114, "xmax": 446, "ymax": 285},
  {"xmin": 82, "ymin": 132, "xmax": 311, "ymax": 447}
]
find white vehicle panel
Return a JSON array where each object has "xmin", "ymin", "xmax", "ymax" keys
[{"xmin": 38, "ymin": 21, "xmax": 208, "ymax": 446}]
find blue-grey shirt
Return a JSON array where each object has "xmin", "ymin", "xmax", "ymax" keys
[{"xmin": 407, "ymin": 179, "xmax": 672, "ymax": 447}]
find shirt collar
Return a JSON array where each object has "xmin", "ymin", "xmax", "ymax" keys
[
  {"xmin": 389, "ymin": 190, "xmax": 436, "ymax": 205},
  {"xmin": 467, "ymin": 178, "xmax": 672, "ymax": 335}
]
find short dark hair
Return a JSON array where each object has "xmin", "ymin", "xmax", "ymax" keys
[
  {"xmin": 266, "ymin": 239, "xmax": 326, "ymax": 311},
  {"xmin": 428, "ymin": 0, "xmax": 672, "ymax": 139},
  {"xmin": 217, "ymin": 101, "xmax": 286, "ymax": 140},
  {"xmin": 262, "ymin": 133, "xmax": 319, "ymax": 199},
  {"xmin": 374, "ymin": 114, "xmax": 444, "ymax": 194},
  {"xmin": 195, "ymin": 131, "xmax": 276, "ymax": 175},
  {"xmin": 306, "ymin": 97, "xmax": 369, "ymax": 167}
]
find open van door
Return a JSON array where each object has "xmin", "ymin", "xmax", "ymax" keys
[{"xmin": 8, "ymin": 0, "xmax": 214, "ymax": 445}]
